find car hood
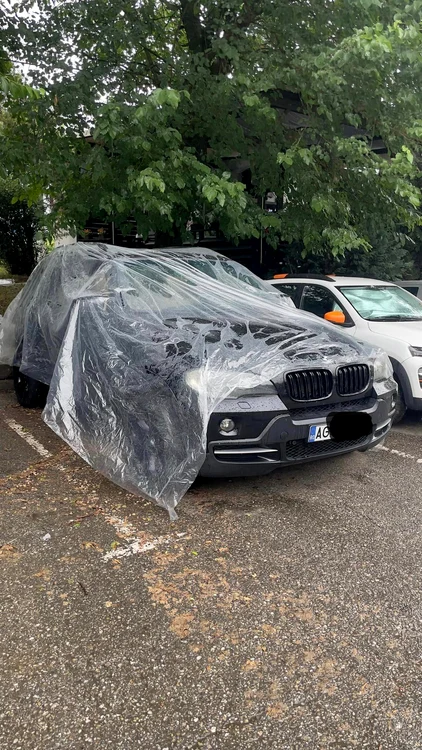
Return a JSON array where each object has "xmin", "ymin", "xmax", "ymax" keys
[
  {"xmin": 162, "ymin": 312, "xmax": 373, "ymax": 366},
  {"xmin": 368, "ymin": 319, "xmax": 422, "ymax": 346}
]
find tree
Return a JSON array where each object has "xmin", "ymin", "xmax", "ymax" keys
[
  {"xmin": 1, "ymin": 1, "xmax": 422, "ymax": 258},
  {"xmin": 276, "ymin": 228, "xmax": 419, "ymax": 280},
  {"xmin": 0, "ymin": 51, "xmax": 44, "ymax": 276},
  {"xmin": 0, "ymin": 49, "xmax": 44, "ymax": 101},
  {"xmin": 0, "ymin": 179, "xmax": 39, "ymax": 275}
]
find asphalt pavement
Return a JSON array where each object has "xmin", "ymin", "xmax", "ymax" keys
[{"xmin": 1, "ymin": 379, "xmax": 421, "ymax": 749}]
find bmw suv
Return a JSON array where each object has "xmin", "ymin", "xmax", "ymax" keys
[{"xmin": 2, "ymin": 246, "xmax": 396, "ymax": 487}]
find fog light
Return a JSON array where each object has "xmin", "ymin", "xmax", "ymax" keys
[{"xmin": 219, "ymin": 418, "xmax": 236, "ymax": 434}]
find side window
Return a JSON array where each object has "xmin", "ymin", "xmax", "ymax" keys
[
  {"xmin": 401, "ymin": 286, "xmax": 419, "ymax": 297},
  {"xmin": 273, "ymin": 283, "xmax": 302, "ymax": 305},
  {"xmin": 300, "ymin": 285, "xmax": 344, "ymax": 319}
]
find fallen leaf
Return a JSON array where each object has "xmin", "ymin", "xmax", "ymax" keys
[
  {"xmin": 315, "ymin": 658, "xmax": 338, "ymax": 679},
  {"xmin": 262, "ymin": 624, "xmax": 276, "ymax": 636},
  {"xmin": 294, "ymin": 608, "xmax": 314, "ymax": 622},
  {"xmin": 0, "ymin": 544, "xmax": 21, "ymax": 560},
  {"xmin": 169, "ymin": 613, "xmax": 194, "ymax": 638},
  {"xmin": 33, "ymin": 568, "xmax": 51, "ymax": 581},
  {"xmin": 359, "ymin": 681, "xmax": 373, "ymax": 696},
  {"xmin": 266, "ymin": 702, "xmax": 288, "ymax": 719},
  {"xmin": 81, "ymin": 541, "xmax": 103, "ymax": 552},
  {"xmin": 318, "ymin": 681, "xmax": 337, "ymax": 696},
  {"xmin": 242, "ymin": 659, "xmax": 259, "ymax": 672}
]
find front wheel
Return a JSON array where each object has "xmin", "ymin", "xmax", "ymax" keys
[
  {"xmin": 392, "ymin": 378, "xmax": 406, "ymax": 424},
  {"xmin": 13, "ymin": 367, "xmax": 49, "ymax": 409}
]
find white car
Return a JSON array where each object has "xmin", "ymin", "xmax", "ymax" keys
[{"xmin": 268, "ymin": 274, "xmax": 422, "ymax": 421}]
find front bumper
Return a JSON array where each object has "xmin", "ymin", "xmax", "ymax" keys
[{"xmin": 200, "ymin": 386, "xmax": 395, "ymax": 478}]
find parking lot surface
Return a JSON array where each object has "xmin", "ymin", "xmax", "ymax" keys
[{"xmin": 1, "ymin": 379, "xmax": 421, "ymax": 749}]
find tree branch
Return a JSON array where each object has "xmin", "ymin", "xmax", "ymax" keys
[{"xmin": 179, "ymin": 0, "xmax": 206, "ymax": 53}]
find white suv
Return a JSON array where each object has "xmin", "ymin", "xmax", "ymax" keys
[{"xmin": 268, "ymin": 274, "xmax": 422, "ymax": 421}]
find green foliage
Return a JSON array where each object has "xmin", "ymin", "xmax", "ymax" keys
[
  {"xmin": 337, "ymin": 233, "xmax": 418, "ymax": 280},
  {"xmin": 0, "ymin": 50, "xmax": 44, "ymax": 102},
  {"xmin": 0, "ymin": 179, "xmax": 39, "ymax": 275},
  {"xmin": 278, "ymin": 230, "xmax": 419, "ymax": 281},
  {"xmin": 0, "ymin": 282, "xmax": 26, "ymax": 316},
  {"xmin": 1, "ymin": 1, "xmax": 422, "ymax": 254}
]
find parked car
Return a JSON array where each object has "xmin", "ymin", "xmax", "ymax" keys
[
  {"xmin": 268, "ymin": 274, "xmax": 422, "ymax": 421},
  {"xmin": 0, "ymin": 246, "xmax": 395, "ymax": 514},
  {"xmin": 396, "ymin": 280, "xmax": 422, "ymax": 300}
]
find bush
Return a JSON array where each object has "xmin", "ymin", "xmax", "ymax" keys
[
  {"xmin": 0, "ymin": 179, "xmax": 38, "ymax": 276},
  {"xmin": 0, "ymin": 282, "xmax": 25, "ymax": 316}
]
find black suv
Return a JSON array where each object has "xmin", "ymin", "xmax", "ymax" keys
[
  {"xmin": 202, "ymin": 360, "xmax": 394, "ymax": 477},
  {"xmin": 0, "ymin": 244, "xmax": 396, "ymax": 508}
]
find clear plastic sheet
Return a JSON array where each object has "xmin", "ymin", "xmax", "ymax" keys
[{"xmin": 0, "ymin": 243, "xmax": 379, "ymax": 517}]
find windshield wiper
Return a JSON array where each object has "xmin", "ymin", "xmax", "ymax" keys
[{"xmin": 367, "ymin": 314, "xmax": 422, "ymax": 322}]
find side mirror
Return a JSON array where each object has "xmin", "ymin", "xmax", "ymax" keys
[{"xmin": 324, "ymin": 310, "xmax": 346, "ymax": 325}]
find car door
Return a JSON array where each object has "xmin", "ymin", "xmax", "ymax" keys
[{"xmin": 299, "ymin": 284, "xmax": 356, "ymax": 331}]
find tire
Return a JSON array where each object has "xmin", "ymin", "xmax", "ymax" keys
[
  {"xmin": 13, "ymin": 367, "xmax": 48, "ymax": 409},
  {"xmin": 392, "ymin": 378, "xmax": 406, "ymax": 424}
]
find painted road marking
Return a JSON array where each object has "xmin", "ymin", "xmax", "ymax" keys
[
  {"xmin": 103, "ymin": 514, "xmax": 186, "ymax": 561},
  {"xmin": 379, "ymin": 445, "xmax": 422, "ymax": 464},
  {"xmin": 4, "ymin": 418, "xmax": 52, "ymax": 459}
]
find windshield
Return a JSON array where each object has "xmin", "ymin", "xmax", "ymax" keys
[
  {"xmin": 181, "ymin": 257, "xmax": 294, "ymax": 306},
  {"xmin": 184, "ymin": 257, "xmax": 273, "ymax": 293},
  {"xmin": 125, "ymin": 255, "xmax": 289, "ymax": 307},
  {"xmin": 340, "ymin": 285, "xmax": 422, "ymax": 321}
]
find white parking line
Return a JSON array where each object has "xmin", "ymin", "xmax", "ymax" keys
[
  {"xmin": 103, "ymin": 534, "xmax": 182, "ymax": 561},
  {"xmin": 103, "ymin": 514, "xmax": 186, "ymax": 561},
  {"xmin": 3, "ymin": 418, "xmax": 52, "ymax": 459},
  {"xmin": 379, "ymin": 445, "xmax": 422, "ymax": 464}
]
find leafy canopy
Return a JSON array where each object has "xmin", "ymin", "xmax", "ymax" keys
[
  {"xmin": 1, "ymin": 0, "xmax": 422, "ymax": 255},
  {"xmin": 0, "ymin": 178, "xmax": 39, "ymax": 275},
  {"xmin": 0, "ymin": 49, "xmax": 44, "ymax": 101}
]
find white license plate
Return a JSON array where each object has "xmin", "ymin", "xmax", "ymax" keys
[{"xmin": 308, "ymin": 424, "xmax": 331, "ymax": 443}]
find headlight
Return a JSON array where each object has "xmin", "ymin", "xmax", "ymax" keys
[
  {"xmin": 184, "ymin": 368, "xmax": 276, "ymax": 397},
  {"xmin": 373, "ymin": 351, "xmax": 393, "ymax": 381},
  {"xmin": 409, "ymin": 345, "xmax": 422, "ymax": 357},
  {"xmin": 184, "ymin": 369, "xmax": 205, "ymax": 392}
]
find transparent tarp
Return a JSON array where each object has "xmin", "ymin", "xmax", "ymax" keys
[{"xmin": 0, "ymin": 243, "xmax": 377, "ymax": 517}]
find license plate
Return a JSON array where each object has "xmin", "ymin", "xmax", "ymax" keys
[{"xmin": 308, "ymin": 424, "xmax": 331, "ymax": 443}]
